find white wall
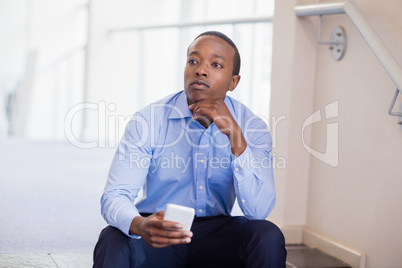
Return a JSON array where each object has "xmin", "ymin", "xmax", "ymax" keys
[{"xmin": 270, "ymin": 0, "xmax": 402, "ymax": 267}]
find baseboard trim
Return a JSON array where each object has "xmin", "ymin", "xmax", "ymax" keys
[
  {"xmin": 279, "ymin": 225, "xmax": 366, "ymax": 268},
  {"xmin": 302, "ymin": 228, "xmax": 366, "ymax": 268}
]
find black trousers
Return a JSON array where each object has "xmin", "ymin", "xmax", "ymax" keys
[{"xmin": 93, "ymin": 216, "xmax": 287, "ymax": 268}]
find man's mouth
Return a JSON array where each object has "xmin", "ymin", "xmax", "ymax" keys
[{"xmin": 190, "ymin": 80, "xmax": 210, "ymax": 89}]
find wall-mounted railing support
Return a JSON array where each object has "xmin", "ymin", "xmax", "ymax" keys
[
  {"xmin": 295, "ymin": 0, "xmax": 402, "ymax": 117},
  {"xmin": 317, "ymin": 15, "xmax": 346, "ymax": 60},
  {"xmin": 388, "ymin": 89, "xmax": 402, "ymax": 117}
]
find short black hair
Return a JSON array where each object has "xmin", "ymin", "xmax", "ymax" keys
[{"xmin": 189, "ymin": 31, "xmax": 241, "ymax": 76}]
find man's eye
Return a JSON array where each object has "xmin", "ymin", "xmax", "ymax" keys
[
  {"xmin": 188, "ymin": 59, "xmax": 197, "ymax": 64},
  {"xmin": 213, "ymin": 63, "xmax": 222, "ymax": 68}
]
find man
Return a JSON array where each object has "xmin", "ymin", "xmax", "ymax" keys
[{"xmin": 93, "ymin": 31, "xmax": 286, "ymax": 267}]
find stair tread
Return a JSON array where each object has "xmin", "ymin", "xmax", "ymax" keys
[{"xmin": 286, "ymin": 245, "xmax": 351, "ymax": 268}]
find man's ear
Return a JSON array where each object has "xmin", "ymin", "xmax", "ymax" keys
[{"xmin": 228, "ymin": 75, "xmax": 241, "ymax": 92}]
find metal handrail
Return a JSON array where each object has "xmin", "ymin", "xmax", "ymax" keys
[
  {"xmin": 108, "ymin": 16, "xmax": 273, "ymax": 35},
  {"xmin": 295, "ymin": 0, "xmax": 402, "ymax": 117}
]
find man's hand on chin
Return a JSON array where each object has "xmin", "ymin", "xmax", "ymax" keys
[{"xmin": 189, "ymin": 98, "xmax": 247, "ymax": 156}]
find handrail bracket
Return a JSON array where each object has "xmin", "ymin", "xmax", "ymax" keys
[
  {"xmin": 388, "ymin": 88, "xmax": 402, "ymax": 117},
  {"xmin": 317, "ymin": 15, "xmax": 346, "ymax": 61}
]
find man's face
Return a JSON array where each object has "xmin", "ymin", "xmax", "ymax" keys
[{"xmin": 184, "ymin": 35, "xmax": 240, "ymax": 105}]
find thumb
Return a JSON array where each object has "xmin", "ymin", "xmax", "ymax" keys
[
  {"xmin": 189, "ymin": 103, "xmax": 196, "ymax": 111},
  {"xmin": 154, "ymin": 211, "xmax": 165, "ymax": 220}
]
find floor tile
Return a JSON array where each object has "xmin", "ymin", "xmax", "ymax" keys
[
  {"xmin": 49, "ymin": 253, "xmax": 92, "ymax": 268},
  {"xmin": 0, "ymin": 254, "xmax": 56, "ymax": 268}
]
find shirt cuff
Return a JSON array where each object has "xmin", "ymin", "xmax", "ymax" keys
[
  {"xmin": 117, "ymin": 207, "xmax": 142, "ymax": 239},
  {"xmin": 230, "ymin": 145, "xmax": 256, "ymax": 182}
]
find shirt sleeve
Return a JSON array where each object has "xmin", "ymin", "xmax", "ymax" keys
[
  {"xmin": 231, "ymin": 120, "xmax": 276, "ymax": 220},
  {"xmin": 100, "ymin": 113, "xmax": 152, "ymax": 238}
]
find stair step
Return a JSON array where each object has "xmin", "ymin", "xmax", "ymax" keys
[{"xmin": 286, "ymin": 245, "xmax": 351, "ymax": 268}]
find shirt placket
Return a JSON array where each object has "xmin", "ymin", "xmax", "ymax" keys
[{"xmin": 194, "ymin": 128, "xmax": 210, "ymax": 217}]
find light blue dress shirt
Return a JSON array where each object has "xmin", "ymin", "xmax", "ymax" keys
[{"xmin": 101, "ymin": 91, "xmax": 276, "ymax": 237}]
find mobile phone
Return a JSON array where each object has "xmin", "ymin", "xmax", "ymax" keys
[{"xmin": 164, "ymin": 203, "xmax": 195, "ymax": 231}]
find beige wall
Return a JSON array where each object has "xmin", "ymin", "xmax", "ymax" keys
[{"xmin": 270, "ymin": 0, "xmax": 402, "ymax": 267}]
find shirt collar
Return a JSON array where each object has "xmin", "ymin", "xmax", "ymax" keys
[{"xmin": 168, "ymin": 91, "xmax": 193, "ymax": 119}]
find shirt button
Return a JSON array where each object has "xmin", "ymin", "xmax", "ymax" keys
[
  {"xmin": 242, "ymin": 199, "xmax": 246, "ymax": 203},
  {"xmin": 203, "ymin": 131, "xmax": 207, "ymax": 135},
  {"xmin": 199, "ymin": 186, "xmax": 204, "ymax": 190},
  {"xmin": 200, "ymin": 159, "xmax": 204, "ymax": 163},
  {"xmin": 235, "ymin": 167, "xmax": 239, "ymax": 171},
  {"xmin": 199, "ymin": 209, "xmax": 203, "ymax": 213}
]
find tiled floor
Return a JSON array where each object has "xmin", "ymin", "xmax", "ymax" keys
[
  {"xmin": 0, "ymin": 246, "xmax": 351, "ymax": 268},
  {"xmin": 0, "ymin": 253, "xmax": 92, "ymax": 268},
  {"xmin": 0, "ymin": 140, "xmax": 110, "ymax": 267},
  {"xmin": 0, "ymin": 140, "xmax": 112, "ymax": 255}
]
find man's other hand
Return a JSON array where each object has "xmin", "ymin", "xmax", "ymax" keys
[{"xmin": 129, "ymin": 211, "xmax": 193, "ymax": 248}]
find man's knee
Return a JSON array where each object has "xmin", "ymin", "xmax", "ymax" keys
[
  {"xmin": 93, "ymin": 226, "xmax": 133, "ymax": 268},
  {"xmin": 96, "ymin": 226, "xmax": 132, "ymax": 250},
  {"xmin": 244, "ymin": 220, "xmax": 285, "ymax": 246},
  {"xmin": 253, "ymin": 220, "xmax": 284, "ymax": 243},
  {"xmin": 242, "ymin": 220, "xmax": 286, "ymax": 267}
]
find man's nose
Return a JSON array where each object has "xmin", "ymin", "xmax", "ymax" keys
[{"xmin": 195, "ymin": 64, "xmax": 208, "ymax": 77}]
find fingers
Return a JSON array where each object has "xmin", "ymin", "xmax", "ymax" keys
[
  {"xmin": 150, "ymin": 225, "xmax": 193, "ymax": 239},
  {"xmin": 148, "ymin": 213, "xmax": 183, "ymax": 230},
  {"xmin": 145, "ymin": 227, "xmax": 193, "ymax": 248},
  {"xmin": 147, "ymin": 235, "xmax": 192, "ymax": 248},
  {"xmin": 141, "ymin": 211, "xmax": 193, "ymax": 248},
  {"xmin": 189, "ymin": 99, "xmax": 237, "ymax": 135},
  {"xmin": 189, "ymin": 99, "xmax": 222, "ymax": 122}
]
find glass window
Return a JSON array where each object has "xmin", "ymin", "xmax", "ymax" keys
[{"xmin": 1, "ymin": 0, "xmax": 274, "ymax": 141}]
